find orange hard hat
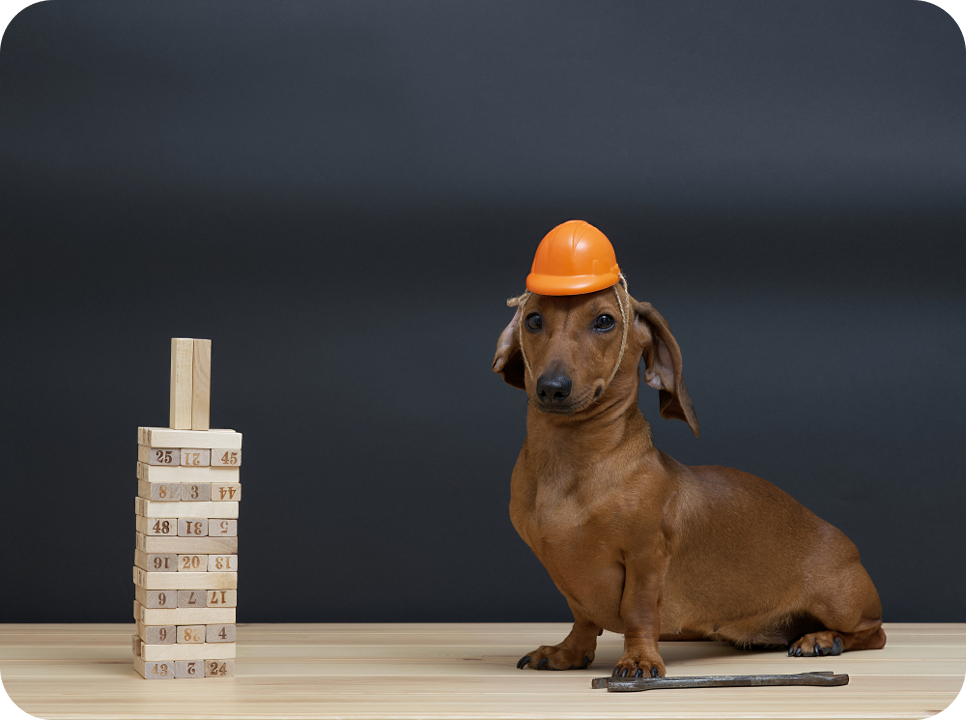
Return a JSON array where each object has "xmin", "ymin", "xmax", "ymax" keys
[{"xmin": 526, "ymin": 220, "xmax": 621, "ymax": 296}]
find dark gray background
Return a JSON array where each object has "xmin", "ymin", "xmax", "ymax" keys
[{"xmin": 1, "ymin": 0, "xmax": 964, "ymax": 624}]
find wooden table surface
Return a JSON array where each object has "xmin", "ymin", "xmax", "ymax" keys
[{"xmin": 1, "ymin": 623, "xmax": 964, "ymax": 719}]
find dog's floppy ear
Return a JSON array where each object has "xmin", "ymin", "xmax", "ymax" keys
[
  {"xmin": 631, "ymin": 297, "xmax": 700, "ymax": 437},
  {"xmin": 492, "ymin": 305, "xmax": 527, "ymax": 390}
]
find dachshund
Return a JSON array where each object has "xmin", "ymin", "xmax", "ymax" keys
[{"xmin": 492, "ymin": 282, "xmax": 886, "ymax": 678}]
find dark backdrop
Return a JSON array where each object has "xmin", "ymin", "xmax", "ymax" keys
[{"xmin": 1, "ymin": 0, "xmax": 964, "ymax": 624}]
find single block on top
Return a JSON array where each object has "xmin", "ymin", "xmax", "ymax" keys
[{"xmin": 170, "ymin": 338, "xmax": 194, "ymax": 431}]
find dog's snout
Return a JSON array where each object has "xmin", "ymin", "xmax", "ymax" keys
[{"xmin": 536, "ymin": 373, "xmax": 573, "ymax": 404}]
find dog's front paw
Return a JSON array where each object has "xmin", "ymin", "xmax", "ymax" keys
[
  {"xmin": 611, "ymin": 653, "xmax": 665, "ymax": 679},
  {"xmin": 517, "ymin": 644, "xmax": 595, "ymax": 671},
  {"xmin": 788, "ymin": 632, "xmax": 843, "ymax": 657}
]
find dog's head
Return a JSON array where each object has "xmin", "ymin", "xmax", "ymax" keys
[{"xmin": 492, "ymin": 285, "xmax": 699, "ymax": 436}]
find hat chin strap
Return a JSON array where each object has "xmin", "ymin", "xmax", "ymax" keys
[{"xmin": 508, "ymin": 273, "xmax": 631, "ymax": 397}]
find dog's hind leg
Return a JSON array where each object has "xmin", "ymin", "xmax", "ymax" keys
[{"xmin": 517, "ymin": 603, "xmax": 600, "ymax": 671}]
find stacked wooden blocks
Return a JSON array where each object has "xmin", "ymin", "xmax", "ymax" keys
[{"xmin": 132, "ymin": 338, "xmax": 243, "ymax": 680}]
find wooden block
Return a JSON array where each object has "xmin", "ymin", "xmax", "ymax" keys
[
  {"xmin": 135, "ymin": 586, "xmax": 178, "ymax": 609},
  {"xmin": 137, "ymin": 532, "xmax": 238, "ymax": 554},
  {"xmin": 211, "ymin": 482, "xmax": 241, "ymax": 502},
  {"xmin": 181, "ymin": 448, "xmax": 210, "ymax": 467},
  {"xmin": 140, "ymin": 427, "xmax": 241, "ymax": 450},
  {"xmin": 134, "ymin": 567, "xmax": 238, "ymax": 590},
  {"xmin": 140, "ymin": 500, "xmax": 237, "ymax": 519},
  {"xmin": 206, "ymin": 624, "xmax": 236, "ymax": 643},
  {"xmin": 136, "ymin": 516, "xmax": 177, "ymax": 536},
  {"xmin": 138, "ymin": 446, "xmax": 181, "ymax": 466},
  {"xmin": 141, "ymin": 464, "xmax": 240, "ymax": 484},
  {"xmin": 134, "ymin": 550, "xmax": 178, "ymax": 572},
  {"xmin": 132, "ymin": 634, "xmax": 142, "ymax": 656},
  {"xmin": 206, "ymin": 590, "xmax": 236, "ymax": 608},
  {"xmin": 209, "ymin": 519, "xmax": 237, "ymax": 537},
  {"xmin": 138, "ymin": 479, "xmax": 182, "ymax": 501},
  {"xmin": 138, "ymin": 623, "xmax": 176, "ymax": 645},
  {"xmin": 205, "ymin": 659, "xmax": 234, "ymax": 678},
  {"xmin": 180, "ymin": 482, "xmax": 211, "ymax": 502},
  {"xmin": 211, "ymin": 449, "xmax": 241, "ymax": 467},
  {"xmin": 142, "ymin": 642, "xmax": 235, "ymax": 662},
  {"xmin": 178, "ymin": 589, "xmax": 207, "ymax": 608},
  {"xmin": 174, "ymin": 660, "xmax": 205, "ymax": 679},
  {"xmin": 191, "ymin": 338, "xmax": 211, "ymax": 431},
  {"xmin": 178, "ymin": 518, "xmax": 208, "ymax": 536},
  {"xmin": 178, "ymin": 554, "xmax": 207, "ymax": 572},
  {"xmin": 137, "ymin": 604, "xmax": 236, "ymax": 626},
  {"xmin": 208, "ymin": 555, "xmax": 237, "ymax": 572},
  {"xmin": 133, "ymin": 657, "xmax": 174, "ymax": 679},
  {"xmin": 177, "ymin": 625, "xmax": 205, "ymax": 644},
  {"xmin": 170, "ymin": 338, "xmax": 194, "ymax": 430}
]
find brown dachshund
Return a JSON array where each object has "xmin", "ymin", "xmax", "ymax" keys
[{"xmin": 492, "ymin": 285, "xmax": 886, "ymax": 678}]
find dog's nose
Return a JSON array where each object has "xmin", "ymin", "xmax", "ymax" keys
[{"xmin": 536, "ymin": 373, "xmax": 573, "ymax": 404}]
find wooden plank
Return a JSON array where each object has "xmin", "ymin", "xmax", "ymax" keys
[
  {"xmin": 135, "ymin": 603, "xmax": 236, "ymax": 626},
  {"xmin": 181, "ymin": 448, "xmax": 211, "ymax": 467},
  {"xmin": 137, "ymin": 499, "xmax": 239, "ymax": 519},
  {"xmin": 140, "ymin": 465, "xmax": 240, "ymax": 484},
  {"xmin": 131, "ymin": 634, "xmax": 141, "ymax": 657},
  {"xmin": 133, "ymin": 550, "xmax": 178, "ymax": 572},
  {"xmin": 207, "ymin": 555, "xmax": 237, "ymax": 572},
  {"xmin": 178, "ymin": 518, "xmax": 209, "ymax": 537},
  {"xmin": 140, "ymin": 427, "xmax": 241, "ymax": 450},
  {"xmin": 133, "ymin": 567, "xmax": 239, "ymax": 590},
  {"xmin": 136, "ymin": 533, "xmax": 238, "ymax": 554},
  {"xmin": 178, "ymin": 555, "xmax": 207, "ymax": 572},
  {"xmin": 180, "ymin": 482, "xmax": 212, "ymax": 502},
  {"xmin": 206, "ymin": 624, "xmax": 236, "ymax": 643},
  {"xmin": 134, "ymin": 586, "xmax": 178, "ymax": 609},
  {"xmin": 211, "ymin": 449, "xmax": 242, "ymax": 467},
  {"xmin": 137, "ymin": 479, "xmax": 182, "ymax": 502},
  {"xmin": 206, "ymin": 590, "xmax": 236, "ymax": 608},
  {"xmin": 177, "ymin": 625, "xmax": 205, "ymax": 644},
  {"xmin": 211, "ymin": 482, "xmax": 242, "ymax": 502},
  {"xmin": 136, "ymin": 622, "xmax": 175, "ymax": 644},
  {"xmin": 177, "ymin": 590, "xmax": 207, "ymax": 609},
  {"xmin": 135, "ymin": 516, "xmax": 177, "ymax": 536},
  {"xmin": 191, "ymin": 338, "xmax": 211, "ymax": 431},
  {"xmin": 209, "ymin": 519, "xmax": 237, "ymax": 537},
  {"xmin": 138, "ymin": 446, "xmax": 181, "ymax": 466},
  {"xmin": 132, "ymin": 656, "xmax": 174, "ymax": 679},
  {"xmin": 169, "ymin": 338, "xmax": 193, "ymax": 430},
  {"xmin": 142, "ymin": 642, "xmax": 235, "ymax": 662},
  {"xmin": 204, "ymin": 658, "xmax": 235, "ymax": 678},
  {"xmin": 174, "ymin": 659, "xmax": 206, "ymax": 679}
]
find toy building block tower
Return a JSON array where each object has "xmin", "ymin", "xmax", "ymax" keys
[{"xmin": 132, "ymin": 338, "xmax": 242, "ymax": 680}]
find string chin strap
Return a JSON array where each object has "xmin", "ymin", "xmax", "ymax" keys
[{"xmin": 507, "ymin": 273, "xmax": 630, "ymax": 391}]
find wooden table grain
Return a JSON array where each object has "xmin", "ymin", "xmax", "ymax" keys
[{"xmin": 1, "ymin": 623, "xmax": 964, "ymax": 719}]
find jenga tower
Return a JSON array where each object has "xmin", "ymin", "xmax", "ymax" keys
[{"xmin": 132, "ymin": 338, "xmax": 242, "ymax": 680}]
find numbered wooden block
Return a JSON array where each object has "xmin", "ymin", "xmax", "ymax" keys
[
  {"xmin": 208, "ymin": 555, "xmax": 237, "ymax": 572},
  {"xmin": 140, "ymin": 624, "xmax": 176, "ymax": 645},
  {"xmin": 180, "ymin": 449, "xmax": 210, "ymax": 467},
  {"xmin": 170, "ymin": 338, "xmax": 194, "ymax": 430},
  {"xmin": 206, "ymin": 590, "xmax": 236, "ymax": 608},
  {"xmin": 142, "ymin": 500, "xmax": 237, "ymax": 519},
  {"xmin": 136, "ymin": 517, "xmax": 177, "ymax": 536},
  {"xmin": 140, "ymin": 427, "xmax": 241, "ymax": 450},
  {"xmin": 134, "ymin": 550, "xmax": 177, "ymax": 572},
  {"xmin": 134, "ymin": 657, "xmax": 174, "ymax": 679},
  {"xmin": 175, "ymin": 660, "xmax": 205, "ymax": 679},
  {"xmin": 138, "ymin": 446, "xmax": 181, "ymax": 466},
  {"xmin": 178, "ymin": 554, "xmax": 207, "ymax": 572},
  {"xmin": 178, "ymin": 590, "xmax": 207, "ymax": 608},
  {"xmin": 137, "ymin": 533, "xmax": 238, "ymax": 555},
  {"xmin": 191, "ymin": 338, "xmax": 211, "ymax": 431},
  {"xmin": 178, "ymin": 518, "xmax": 208, "ymax": 537},
  {"xmin": 134, "ymin": 567, "xmax": 238, "ymax": 590},
  {"xmin": 211, "ymin": 449, "xmax": 241, "ymax": 467},
  {"xmin": 177, "ymin": 625, "xmax": 205, "ymax": 644},
  {"xmin": 211, "ymin": 483, "xmax": 241, "ymax": 502},
  {"xmin": 209, "ymin": 519, "xmax": 237, "ymax": 537},
  {"xmin": 138, "ymin": 479, "xmax": 182, "ymax": 501},
  {"xmin": 180, "ymin": 482, "xmax": 211, "ymax": 502},
  {"xmin": 205, "ymin": 659, "xmax": 234, "ymax": 678},
  {"xmin": 141, "ymin": 464, "xmax": 239, "ymax": 484},
  {"xmin": 135, "ymin": 587, "xmax": 178, "ymax": 609},
  {"xmin": 132, "ymin": 634, "xmax": 142, "ymax": 656},
  {"xmin": 206, "ymin": 624, "xmax": 236, "ymax": 643},
  {"xmin": 142, "ymin": 642, "xmax": 235, "ymax": 662}
]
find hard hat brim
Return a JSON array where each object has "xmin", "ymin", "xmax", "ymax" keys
[{"xmin": 526, "ymin": 271, "xmax": 620, "ymax": 296}]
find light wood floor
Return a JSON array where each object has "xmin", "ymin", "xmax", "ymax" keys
[{"xmin": 1, "ymin": 623, "xmax": 964, "ymax": 719}]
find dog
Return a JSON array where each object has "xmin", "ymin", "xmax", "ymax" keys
[{"xmin": 492, "ymin": 282, "xmax": 886, "ymax": 678}]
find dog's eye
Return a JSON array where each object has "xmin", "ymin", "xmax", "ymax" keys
[
  {"xmin": 525, "ymin": 313, "xmax": 543, "ymax": 331},
  {"xmin": 595, "ymin": 314, "xmax": 616, "ymax": 331}
]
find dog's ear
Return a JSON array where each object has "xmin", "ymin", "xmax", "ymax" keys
[
  {"xmin": 492, "ymin": 305, "xmax": 527, "ymax": 390},
  {"xmin": 631, "ymin": 297, "xmax": 700, "ymax": 437}
]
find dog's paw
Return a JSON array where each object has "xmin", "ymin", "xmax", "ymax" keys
[
  {"xmin": 788, "ymin": 632, "xmax": 843, "ymax": 657},
  {"xmin": 517, "ymin": 645, "xmax": 595, "ymax": 670},
  {"xmin": 611, "ymin": 652, "xmax": 665, "ymax": 679}
]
